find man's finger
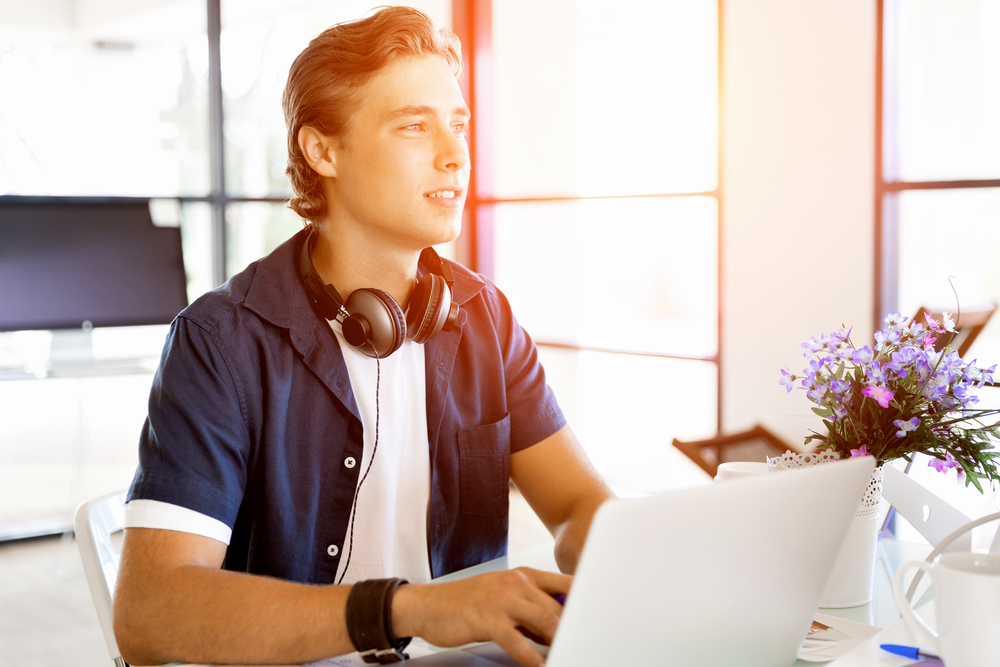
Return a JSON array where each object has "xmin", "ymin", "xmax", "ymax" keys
[
  {"xmin": 492, "ymin": 623, "xmax": 547, "ymax": 667},
  {"xmin": 499, "ymin": 591, "xmax": 561, "ymax": 646},
  {"xmin": 516, "ymin": 567, "xmax": 573, "ymax": 595}
]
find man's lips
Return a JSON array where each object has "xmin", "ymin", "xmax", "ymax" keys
[{"xmin": 424, "ymin": 188, "xmax": 463, "ymax": 199}]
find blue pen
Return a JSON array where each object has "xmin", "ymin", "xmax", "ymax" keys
[{"xmin": 880, "ymin": 644, "xmax": 941, "ymax": 662}]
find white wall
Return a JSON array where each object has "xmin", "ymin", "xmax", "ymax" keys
[{"xmin": 722, "ymin": 0, "xmax": 876, "ymax": 447}]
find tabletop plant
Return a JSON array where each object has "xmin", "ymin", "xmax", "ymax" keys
[{"xmin": 780, "ymin": 310, "xmax": 1000, "ymax": 492}]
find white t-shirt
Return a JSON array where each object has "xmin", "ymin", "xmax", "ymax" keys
[{"xmin": 125, "ymin": 319, "xmax": 433, "ymax": 584}]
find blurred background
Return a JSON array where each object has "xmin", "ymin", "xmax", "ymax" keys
[{"xmin": 0, "ymin": 0, "xmax": 998, "ymax": 663}]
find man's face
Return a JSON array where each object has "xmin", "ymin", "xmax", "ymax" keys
[{"xmin": 328, "ymin": 54, "xmax": 471, "ymax": 253}]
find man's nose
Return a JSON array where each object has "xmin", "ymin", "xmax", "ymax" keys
[{"xmin": 435, "ymin": 128, "xmax": 470, "ymax": 172}]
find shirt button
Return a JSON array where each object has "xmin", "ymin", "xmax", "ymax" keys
[
  {"xmin": 345, "ymin": 457, "xmax": 357, "ymax": 468},
  {"xmin": 327, "ymin": 544, "xmax": 339, "ymax": 557}
]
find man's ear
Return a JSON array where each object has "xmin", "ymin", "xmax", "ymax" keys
[{"xmin": 298, "ymin": 126, "xmax": 338, "ymax": 178}]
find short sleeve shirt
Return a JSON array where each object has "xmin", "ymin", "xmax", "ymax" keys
[{"xmin": 127, "ymin": 229, "xmax": 566, "ymax": 582}]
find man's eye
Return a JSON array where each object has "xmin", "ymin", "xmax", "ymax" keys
[
  {"xmin": 452, "ymin": 123, "xmax": 468, "ymax": 134},
  {"xmin": 404, "ymin": 123, "xmax": 422, "ymax": 131}
]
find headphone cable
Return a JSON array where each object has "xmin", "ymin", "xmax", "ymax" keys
[{"xmin": 336, "ymin": 344, "xmax": 381, "ymax": 585}]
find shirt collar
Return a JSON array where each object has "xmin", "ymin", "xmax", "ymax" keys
[{"xmin": 244, "ymin": 227, "xmax": 487, "ymax": 336}]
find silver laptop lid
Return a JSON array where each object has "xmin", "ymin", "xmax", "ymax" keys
[{"xmin": 546, "ymin": 456, "xmax": 875, "ymax": 667}]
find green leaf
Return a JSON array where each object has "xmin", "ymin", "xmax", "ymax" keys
[{"xmin": 812, "ymin": 407, "xmax": 833, "ymax": 418}]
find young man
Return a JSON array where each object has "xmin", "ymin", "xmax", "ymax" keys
[{"xmin": 113, "ymin": 8, "xmax": 612, "ymax": 667}]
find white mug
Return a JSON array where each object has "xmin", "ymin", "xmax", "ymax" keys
[
  {"xmin": 714, "ymin": 461, "xmax": 769, "ymax": 482},
  {"xmin": 892, "ymin": 552, "xmax": 1000, "ymax": 667}
]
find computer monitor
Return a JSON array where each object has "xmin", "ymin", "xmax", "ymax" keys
[{"xmin": 0, "ymin": 196, "xmax": 188, "ymax": 366}]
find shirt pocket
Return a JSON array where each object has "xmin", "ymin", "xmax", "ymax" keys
[{"xmin": 458, "ymin": 414, "xmax": 511, "ymax": 517}]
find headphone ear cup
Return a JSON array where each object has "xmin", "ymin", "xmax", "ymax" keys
[
  {"xmin": 343, "ymin": 288, "xmax": 406, "ymax": 358},
  {"xmin": 406, "ymin": 273, "xmax": 452, "ymax": 344}
]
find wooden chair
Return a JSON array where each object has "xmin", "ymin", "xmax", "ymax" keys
[
  {"xmin": 913, "ymin": 303, "xmax": 996, "ymax": 357},
  {"xmin": 672, "ymin": 424, "xmax": 798, "ymax": 478}
]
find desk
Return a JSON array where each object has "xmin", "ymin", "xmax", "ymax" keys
[
  {"xmin": 405, "ymin": 538, "xmax": 936, "ymax": 666},
  {"xmin": 0, "ymin": 360, "xmax": 155, "ymax": 539}
]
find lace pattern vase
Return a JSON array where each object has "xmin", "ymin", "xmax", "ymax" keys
[{"xmin": 768, "ymin": 450, "xmax": 884, "ymax": 607}]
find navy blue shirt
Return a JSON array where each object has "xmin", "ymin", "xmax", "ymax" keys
[{"xmin": 127, "ymin": 229, "xmax": 565, "ymax": 581}]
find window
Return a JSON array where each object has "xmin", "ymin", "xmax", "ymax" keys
[
  {"xmin": 456, "ymin": 0, "xmax": 721, "ymax": 492},
  {"xmin": 878, "ymin": 0, "xmax": 1000, "ymax": 545}
]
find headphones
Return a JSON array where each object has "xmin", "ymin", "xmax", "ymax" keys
[{"xmin": 297, "ymin": 229, "xmax": 461, "ymax": 358}]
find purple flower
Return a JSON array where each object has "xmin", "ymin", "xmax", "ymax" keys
[
  {"xmin": 895, "ymin": 346, "xmax": 919, "ymax": 365},
  {"xmin": 829, "ymin": 379, "xmax": 851, "ymax": 394},
  {"xmin": 806, "ymin": 385, "xmax": 828, "ymax": 403},
  {"xmin": 849, "ymin": 445, "xmax": 872, "ymax": 458},
  {"xmin": 883, "ymin": 311, "xmax": 907, "ymax": 328},
  {"xmin": 964, "ymin": 362, "xmax": 983, "ymax": 384},
  {"xmin": 928, "ymin": 457, "xmax": 949, "ymax": 473},
  {"xmin": 884, "ymin": 356, "xmax": 907, "ymax": 378},
  {"xmin": 852, "ymin": 346, "xmax": 874, "ymax": 364},
  {"xmin": 875, "ymin": 328, "xmax": 901, "ymax": 350},
  {"xmin": 893, "ymin": 417, "xmax": 920, "ymax": 438},
  {"xmin": 928, "ymin": 453, "xmax": 962, "ymax": 477},
  {"xmin": 942, "ymin": 352, "xmax": 963, "ymax": 377},
  {"xmin": 833, "ymin": 342, "xmax": 854, "ymax": 360},
  {"xmin": 862, "ymin": 385, "xmax": 894, "ymax": 408},
  {"xmin": 866, "ymin": 362, "xmax": 889, "ymax": 384},
  {"xmin": 779, "ymin": 369, "xmax": 796, "ymax": 393},
  {"xmin": 952, "ymin": 383, "xmax": 979, "ymax": 408},
  {"xmin": 802, "ymin": 336, "xmax": 825, "ymax": 353},
  {"xmin": 923, "ymin": 374, "xmax": 948, "ymax": 402}
]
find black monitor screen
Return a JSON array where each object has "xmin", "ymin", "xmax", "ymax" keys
[{"xmin": 0, "ymin": 198, "xmax": 188, "ymax": 332}]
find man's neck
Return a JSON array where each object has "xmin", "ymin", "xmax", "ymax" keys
[{"xmin": 309, "ymin": 222, "xmax": 420, "ymax": 310}]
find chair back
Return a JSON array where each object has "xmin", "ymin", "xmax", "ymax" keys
[
  {"xmin": 881, "ymin": 465, "xmax": 971, "ymax": 552},
  {"xmin": 914, "ymin": 304, "xmax": 997, "ymax": 357},
  {"xmin": 672, "ymin": 425, "xmax": 795, "ymax": 477},
  {"xmin": 74, "ymin": 490, "xmax": 127, "ymax": 667}
]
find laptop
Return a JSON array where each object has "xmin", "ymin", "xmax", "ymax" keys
[{"xmin": 408, "ymin": 456, "xmax": 876, "ymax": 666}]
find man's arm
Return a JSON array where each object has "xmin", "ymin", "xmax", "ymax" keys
[
  {"xmin": 114, "ymin": 528, "xmax": 569, "ymax": 667},
  {"xmin": 510, "ymin": 425, "xmax": 615, "ymax": 574}
]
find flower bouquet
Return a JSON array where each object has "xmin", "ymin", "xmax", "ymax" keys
[
  {"xmin": 778, "ymin": 310, "xmax": 999, "ymax": 607},
  {"xmin": 781, "ymin": 311, "xmax": 1000, "ymax": 493}
]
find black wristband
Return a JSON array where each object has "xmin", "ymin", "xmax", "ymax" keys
[{"xmin": 346, "ymin": 578, "xmax": 411, "ymax": 663}]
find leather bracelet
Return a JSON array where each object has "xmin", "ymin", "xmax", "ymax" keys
[{"xmin": 346, "ymin": 578, "xmax": 411, "ymax": 663}]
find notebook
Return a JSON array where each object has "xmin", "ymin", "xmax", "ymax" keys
[{"xmin": 407, "ymin": 455, "xmax": 876, "ymax": 666}]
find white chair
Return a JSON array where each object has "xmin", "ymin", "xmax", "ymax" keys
[
  {"xmin": 74, "ymin": 490, "xmax": 127, "ymax": 667},
  {"xmin": 881, "ymin": 464, "xmax": 973, "ymax": 554},
  {"xmin": 882, "ymin": 465, "xmax": 1000, "ymax": 602}
]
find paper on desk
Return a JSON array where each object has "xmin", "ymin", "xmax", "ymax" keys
[
  {"xmin": 307, "ymin": 645, "xmax": 435, "ymax": 666},
  {"xmin": 797, "ymin": 613, "xmax": 882, "ymax": 662},
  {"xmin": 825, "ymin": 601, "xmax": 936, "ymax": 667}
]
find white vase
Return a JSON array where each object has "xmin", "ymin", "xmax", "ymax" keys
[{"xmin": 767, "ymin": 452, "xmax": 884, "ymax": 607}]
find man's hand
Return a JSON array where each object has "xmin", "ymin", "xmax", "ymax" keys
[{"xmin": 392, "ymin": 568, "xmax": 571, "ymax": 667}]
